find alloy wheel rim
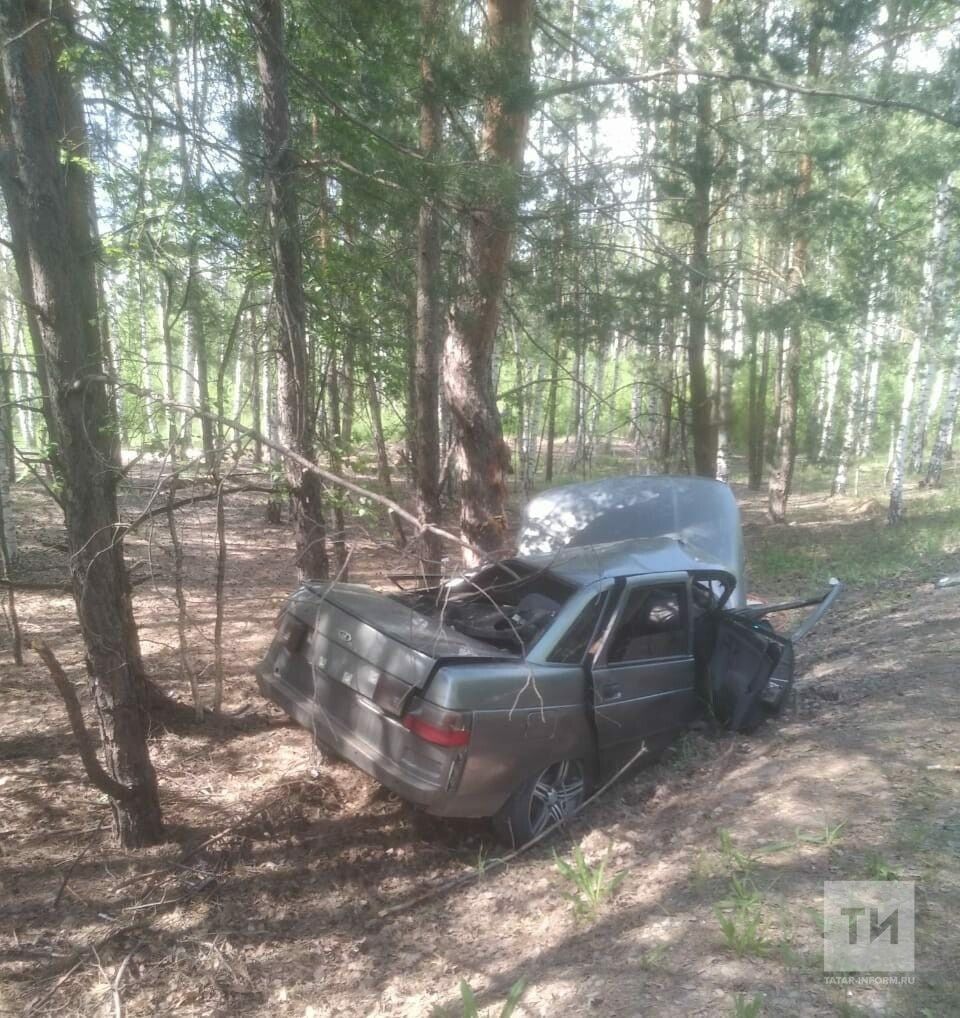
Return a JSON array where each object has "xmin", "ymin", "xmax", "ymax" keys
[{"xmin": 528, "ymin": 759, "xmax": 584, "ymax": 835}]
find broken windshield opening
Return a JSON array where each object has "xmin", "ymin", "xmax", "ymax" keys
[{"xmin": 392, "ymin": 561, "xmax": 576, "ymax": 655}]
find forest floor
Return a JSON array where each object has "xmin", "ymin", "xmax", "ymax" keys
[{"xmin": 1, "ymin": 459, "xmax": 959, "ymax": 1017}]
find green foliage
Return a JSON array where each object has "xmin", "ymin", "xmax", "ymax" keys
[
  {"xmin": 717, "ymin": 829, "xmax": 757, "ymax": 874},
  {"xmin": 863, "ymin": 852, "xmax": 901, "ymax": 882},
  {"xmin": 731, "ymin": 993, "xmax": 765, "ymax": 1018},
  {"xmin": 714, "ymin": 899, "xmax": 769, "ymax": 958},
  {"xmin": 456, "ymin": 978, "xmax": 526, "ymax": 1018},
  {"xmin": 553, "ymin": 845, "xmax": 626, "ymax": 920}
]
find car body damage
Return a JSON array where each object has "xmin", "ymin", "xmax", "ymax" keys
[{"xmin": 256, "ymin": 475, "xmax": 841, "ymax": 844}]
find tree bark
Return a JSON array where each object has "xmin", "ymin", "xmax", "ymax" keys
[
  {"xmin": 888, "ymin": 333, "xmax": 922, "ymax": 523},
  {"xmin": 251, "ymin": 0, "xmax": 329, "ymax": 579},
  {"xmin": 924, "ymin": 319, "xmax": 960, "ymax": 488},
  {"xmin": 816, "ymin": 348, "xmax": 840, "ymax": 463},
  {"xmin": 768, "ymin": 17, "xmax": 822, "ymax": 521},
  {"xmin": 687, "ymin": 0, "xmax": 715, "ymax": 477},
  {"xmin": 0, "ymin": 1, "xmax": 162, "ymax": 846},
  {"xmin": 412, "ymin": 0, "xmax": 444, "ymax": 568},
  {"xmin": 443, "ymin": 0, "xmax": 533, "ymax": 563}
]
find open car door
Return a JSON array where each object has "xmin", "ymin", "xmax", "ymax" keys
[
  {"xmin": 711, "ymin": 578, "xmax": 842, "ymax": 732},
  {"xmin": 709, "ymin": 615, "xmax": 791, "ymax": 732}
]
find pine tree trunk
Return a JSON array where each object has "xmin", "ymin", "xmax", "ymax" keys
[
  {"xmin": 768, "ymin": 19, "xmax": 822, "ymax": 521},
  {"xmin": 443, "ymin": 0, "xmax": 532, "ymax": 563},
  {"xmin": 0, "ymin": 1, "xmax": 162, "ymax": 846},
  {"xmin": 251, "ymin": 0, "xmax": 329, "ymax": 580},
  {"xmin": 412, "ymin": 0, "xmax": 444, "ymax": 567}
]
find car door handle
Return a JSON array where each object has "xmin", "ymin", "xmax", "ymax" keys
[{"xmin": 600, "ymin": 683, "xmax": 622, "ymax": 701}]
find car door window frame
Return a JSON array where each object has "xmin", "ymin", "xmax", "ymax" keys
[{"xmin": 595, "ymin": 573, "xmax": 693, "ymax": 669}]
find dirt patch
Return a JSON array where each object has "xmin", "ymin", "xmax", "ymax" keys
[{"xmin": 1, "ymin": 475, "xmax": 958, "ymax": 1016}]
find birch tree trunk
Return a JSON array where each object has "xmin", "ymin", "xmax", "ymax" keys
[
  {"xmin": 858, "ymin": 322, "xmax": 884, "ymax": 458},
  {"xmin": 0, "ymin": 0, "xmax": 162, "ymax": 846},
  {"xmin": 832, "ymin": 317, "xmax": 872, "ymax": 495},
  {"xmin": 899, "ymin": 176, "xmax": 955, "ymax": 485},
  {"xmin": 924, "ymin": 319, "xmax": 960, "ymax": 488},
  {"xmin": 888, "ymin": 334, "xmax": 922, "ymax": 523},
  {"xmin": 816, "ymin": 347, "xmax": 840, "ymax": 463}
]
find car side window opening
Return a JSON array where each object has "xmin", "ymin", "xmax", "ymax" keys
[
  {"xmin": 548, "ymin": 592, "xmax": 607, "ymax": 664},
  {"xmin": 606, "ymin": 584, "xmax": 689, "ymax": 664}
]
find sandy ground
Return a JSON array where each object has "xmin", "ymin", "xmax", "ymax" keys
[{"xmin": 1, "ymin": 470, "xmax": 958, "ymax": 1017}]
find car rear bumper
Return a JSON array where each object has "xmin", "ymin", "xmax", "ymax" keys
[{"xmin": 256, "ymin": 659, "xmax": 485, "ymax": 816}]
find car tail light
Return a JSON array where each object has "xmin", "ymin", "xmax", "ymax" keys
[
  {"xmin": 278, "ymin": 614, "xmax": 310, "ymax": 653},
  {"xmin": 401, "ymin": 699, "xmax": 471, "ymax": 747}
]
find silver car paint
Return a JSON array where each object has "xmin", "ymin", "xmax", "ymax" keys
[{"xmin": 256, "ymin": 477, "xmax": 784, "ymax": 822}]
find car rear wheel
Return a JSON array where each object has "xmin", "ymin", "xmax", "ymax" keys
[{"xmin": 493, "ymin": 758, "xmax": 587, "ymax": 847}]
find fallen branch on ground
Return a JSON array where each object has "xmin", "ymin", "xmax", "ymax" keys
[{"xmin": 376, "ymin": 740, "xmax": 652, "ymax": 921}]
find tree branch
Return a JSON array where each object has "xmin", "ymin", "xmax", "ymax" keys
[
  {"xmin": 537, "ymin": 67, "xmax": 960, "ymax": 128},
  {"xmin": 79, "ymin": 376, "xmax": 482, "ymax": 559}
]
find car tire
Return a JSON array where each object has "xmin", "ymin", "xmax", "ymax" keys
[{"xmin": 493, "ymin": 758, "xmax": 589, "ymax": 848}]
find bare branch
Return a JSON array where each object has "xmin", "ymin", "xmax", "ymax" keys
[
  {"xmin": 79, "ymin": 375, "xmax": 482, "ymax": 559},
  {"xmin": 537, "ymin": 67, "xmax": 960, "ymax": 128}
]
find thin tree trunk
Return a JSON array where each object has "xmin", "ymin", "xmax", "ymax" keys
[
  {"xmin": 367, "ymin": 372, "xmax": 407, "ymax": 548},
  {"xmin": 659, "ymin": 315, "xmax": 677, "ymax": 473},
  {"xmin": 858, "ymin": 310, "xmax": 885, "ymax": 458},
  {"xmin": 7, "ymin": 312, "xmax": 35, "ymax": 451},
  {"xmin": 443, "ymin": 0, "xmax": 533, "ymax": 563},
  {"xmin": 749, "ymin": 328, "xmax": 770, "ymax": 490},
  {"xmin": 0, "ymin": 2, "xmax": 162, "ymax": 846},
  {"xmin": 832, "ymin": 322, "xmax": 869, "ymax": 496},
  {"xmin": 816, "ymin": 348, "xmax": 840, "ymax": 463},
  {"xmin": 924, "ymin": 320, "xmax": 960, "ymax": 488},
  {"xmin": 251, "ymin": 0, "xmax": 329, "ymax": 580},
  {"xmin": 888, "ymin": 334, "xmax": 922, "ymax": 523},
  {"xmin": 909, "ymin": 359, "xmax": 933, "ymax": 473},
  {"xmin": 325, "ymin": 353, "xmax": 349, "ymax": 579},
  {"xmin": 212, "ymin": 477, "xmax": 226, "ymax": 713},
  {"xmin": 412, "ymin": 0, "xmax": 444, "ymax": 568},
  {"xmin": 165, "ymin": 472, "xmax": 200, "ymax": 719},
  {"xmin": 768, "ymin": 20, "xmax": 822, "ymax": 521},
  {"xmin": 687, "ymin": 0, "xmax": 715, "ymax": 477},
  {"xmin": 250, "ymin": 305, "xmax": 263, "ymax": 464},
  {"xmin": 544, "ymin": 334, "xmax": 560, "ymax": 483}
]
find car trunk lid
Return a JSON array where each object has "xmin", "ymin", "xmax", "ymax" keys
[{"xmin": 286, "ymin": 582, "xmax": 513, "ymax": 703}]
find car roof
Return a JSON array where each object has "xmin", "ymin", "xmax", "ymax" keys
[{"xmin": 515, "ymin": 536, "xmax": 735, "ymax": 588}]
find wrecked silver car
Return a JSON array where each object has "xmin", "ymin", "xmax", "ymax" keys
[{"xmin": 256, "ymin": 476, "xmax": 840, "ymax": 844}]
